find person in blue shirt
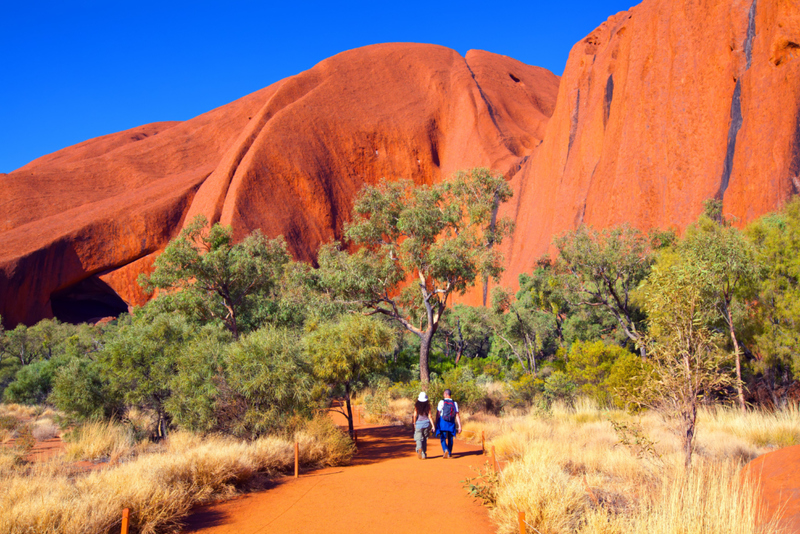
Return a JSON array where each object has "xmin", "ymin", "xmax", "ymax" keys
[{"xmin": 435, "ymin": 389, "xmax": 462, "ymax": 458}]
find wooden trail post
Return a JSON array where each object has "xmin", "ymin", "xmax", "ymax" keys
[
  {"xmin": 491, "ymin": 446, "xmax": 499, "ymax": 474},
  {"xmin": 120, "ymin": 508, "xmax": 130, "ymax": 534},
  {"xmin": 481, "ymin": 431, "xmax": 485, "ymax": 454},
  {"xmin": 294, "ymin": 442, "xmax": 299, "ymax": 478},
  {"xmin": 518, "ymin": 511, "xmax": 526, "ymax": 534}
]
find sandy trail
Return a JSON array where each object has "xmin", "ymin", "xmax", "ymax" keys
[{"xmin": 181, "ymin": 424, "xmax": 496, "ymax": 534}]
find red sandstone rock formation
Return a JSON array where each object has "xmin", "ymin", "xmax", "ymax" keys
[
  {"xmin": 3, "ymin": 0, "xmax": 800, "ymax": 328},
  {"xmin": 741, "ymin": 444, "xmax": 800, "ymax": 531},
  {"xmin": 0, "ymin": 43, "xmax": 558, "ymax": 326},
  {"xmin": 501, "ymin": 0, "xmax": 800, "ymax": 287}
]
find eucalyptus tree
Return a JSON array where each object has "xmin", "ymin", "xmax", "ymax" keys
[
  {"xmin": 317, "ymin": 168, "xmax": 513, "ymax": 383},
  {"xmin": 553, "ymin": 225, "xmax": 672, "ymax": 357},
  {"xmin": 637, "ymin": 252, "xmax": 732, "ymax": 468},
  {"xmin": 140, "ymin": 216, "xmax": 291, "ymax": 340},
  {"xmin": 680, "ymin": 201, "xmax": 759, "ymax": 412}
]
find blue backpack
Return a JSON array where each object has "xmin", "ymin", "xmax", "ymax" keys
[{"xmin": 441, "ymin": 399, "xmax": 456, "ymax": 422}]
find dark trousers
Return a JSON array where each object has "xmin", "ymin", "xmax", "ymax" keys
[{"xmin": 439, "ymin": 430, "xmax": 454, "ymax": 454}]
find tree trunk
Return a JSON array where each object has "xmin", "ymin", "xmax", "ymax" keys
[
  {"xmin": 727, "ymin": 307, "xmax": 746, "ymax": 414},
  {"xmin": 344, "ymin": 384, "xmax": 354, "ymax": 438},
  {"xmin": 420, "ymin": 330, "xmax": 433, "ymax": 384},
  {"xmin": 682, "ymin": 399, "xmax": 697, "ymax": 469}
]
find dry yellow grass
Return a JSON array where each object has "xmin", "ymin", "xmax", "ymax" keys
[
  {"xmin": 463, "ymin": 400, "xmax": 788, "ymax": 534},
  {"xmin": 0, "ymin": 415, "xmax": 354, "ymax": 534}
]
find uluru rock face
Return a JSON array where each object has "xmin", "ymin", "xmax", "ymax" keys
[
  {"xmin": 501, "ymin": 0, "xmax": 800, "ymax": 285},
  {"xmin": 0, "ymin": 43, "xmax": 559, "ymax": 326},
  {"xmin": 3, "ymin": 0, "xmax": 800, "ymax": 328}
]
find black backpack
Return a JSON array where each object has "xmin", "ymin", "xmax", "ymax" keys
[{"xmin": 441, "ymin": 399, "xmax": 456, "ymax": 422}]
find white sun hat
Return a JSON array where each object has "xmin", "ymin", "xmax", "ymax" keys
[{"xmin": 418, "ymin": 392, "xmax": 428, "ymax": 402}]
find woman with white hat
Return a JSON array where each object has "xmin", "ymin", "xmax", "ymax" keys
[{"xmin": 413, "ymin": 392, "xmax": 435, "ymax": 459}]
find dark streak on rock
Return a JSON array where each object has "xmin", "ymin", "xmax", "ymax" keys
[
  {"xmin": 745, "ymin": 0, "xmax": 757, "ymax": 69},
  {"xmin": 718, "ymin": 80, "xmax": 743, "ymax": 199},
  {"xmin": 567, "ymin": 89, "xmax": 580, "ymax": 163},
  {"xmin": 604, "ymin": 75, "xmax": 614, "ymax": 129}
]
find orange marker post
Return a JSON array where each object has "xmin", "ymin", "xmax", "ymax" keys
[
  {"xmin": 294, "ymin": 441, "xmax": 299, "ymax": 478},
  {"xmin": 120, "ymin": 508, "xmax": 130, "ymax": 534},
  {"xmin": 518, "ymin": 511, "xmax": 526, "ymax": 534},
  {"xmin": 481, "ymin": 431, "xmax": 485, "ymax": 454}
]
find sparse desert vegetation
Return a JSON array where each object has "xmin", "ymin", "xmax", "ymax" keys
[
  {"xmin": 461, "ymin": 400, "xmax": 792, "ymax": 534},
  {"xmin": 0, "ymin": 414, "xmax": 354, "ymax": 534}
]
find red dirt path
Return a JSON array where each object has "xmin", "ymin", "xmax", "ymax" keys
[{"xmin": 181, "ymin": 424, "xmax": 495, "ymax": 534}]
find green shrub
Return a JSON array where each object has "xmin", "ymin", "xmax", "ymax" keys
[
  {"xmin": 507, "ymin": 374, "xmax": 544, "ymax": 407},
  {"xmin": 565, "ymin": 340, "xmax": 633, "ymax": 406},
  {"xmin": 3, "ymin": 359, "xmax": 64, "ymax": 405},
  {"xmin": 543, "ymin": 371, "xmax": 577, "ymax": 405}
]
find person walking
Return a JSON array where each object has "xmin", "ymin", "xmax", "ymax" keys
[
  {"xmin": 436, "ymin": 389, "xmax": 462, "ymax": 458},
  {"xmin": 413, "ymin": 392, "xmax": 435, "ymax": 459}
]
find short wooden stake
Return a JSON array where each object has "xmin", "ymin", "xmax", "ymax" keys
[
  {"xmin": 492, "ymin": 446, "xmax": 499, "ymax": 474},
  {"xmin": 120, "ymin": 508, "xmax": 130, "ymax": 534},
  {"xmin": 294, "ymin": 441, "xmax": 299, "ymax": 478},
  {"xmin": 481, "ymin": 431, "xmax": 485, "ymax": 454},
  {"xmin": 518, "ymin": 511, "xmax": 526, "ymax": 534}
]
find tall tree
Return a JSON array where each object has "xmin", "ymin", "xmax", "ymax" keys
[
  {"xmin": 680, "ymin": 201, "xmax": 759, "ymax": 413},
  {"xmin": 318, "ymin": 168, "xmax": 513, "ymax": 383},
  {"xmin": 637, "ymin": 252, "xmax": 732, "ymax": 468},
  {"xmin": 140, "ymin": 216, "xmax": 291, "ymax": 340},
  {"xmin": 554, "ymin": 225, "xmax": 672, "ymax": 357}
]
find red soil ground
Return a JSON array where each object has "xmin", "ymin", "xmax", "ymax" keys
[{"xmin": 181, "ymin": 422, "xmax": 495, "ymax": 534}]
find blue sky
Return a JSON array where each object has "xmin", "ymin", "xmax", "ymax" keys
[{"xmin": 1, "ymin": 0, "xmax": 634, "ymax": 173}]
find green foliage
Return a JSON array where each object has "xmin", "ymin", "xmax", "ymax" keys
[
  {"xmin": 462, "ymin": 462, "xmax": 500, "ymax": 506},
  {"xmin": 306, "ymin": 315, "xmax": 395, "ymax": 391},
  {"xmin": 163, "ymin": 325, "xmax": 232, "ymax": 433},
  {"xmin": 554, "ymin": 225, "xmax": 666, "ymax": 354},
  {"xmin": 747, "ymin": 197, "xmax": 800, "ymax": 382},
  {"xmin": 223, "ymin": 326, "xmax": 317, "ymax": 437},
  {"xmin": 565, "ymin": 340, "xmax": 633, "ymax": 406},
  {"xmin": 141, "ymin": 215, "xmax": 291, "ymax": 339},
  {"xmin": 506, "ymin": 373, "xmax": 544, "ymax": 407},
  {"xmin": 542, "ymin": 371, "xmax": 577, "ymax": 405},
  {"xmin": 604, "ymin": 351, "xmax": 654, "ymax": 410},
  {"xmin": 317, "ymin": 168, "xmax": 513, "ymax": 382},
  {"xmin": 637, "ymin": 250, "xmax": 733, "ymax": 466},
  {"xmin": 98, "ymin": 310, "xmax": 195, "ymax": 434},
  {"xmin": 50, "ymin": 357, "xmax": 122, "ymax": 419},
  {"xmin": 3, "ymin": 358, "xmax": 64, "ymax": 405}
]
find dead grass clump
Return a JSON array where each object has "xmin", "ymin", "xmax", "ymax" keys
[
  {"xmin": 63, "ymin": 420, "xmax": 134, "ymax": 461},
  {"xmin": 32, "ymin": 418, "xmax": 60, "ymax": 441},
  {"xmin": 295, "ymin": 415, "xmax": 356, "ymax": 467}
]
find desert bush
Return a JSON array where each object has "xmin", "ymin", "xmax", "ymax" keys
[{"xmin": 3, "ymin": 359, "xmax": 63, "ymax": 405}]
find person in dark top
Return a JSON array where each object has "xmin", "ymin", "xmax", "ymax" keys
[
  {"xmin": 413, "ymin": 392, "xmax": 435, "ymax": 459},
  {"xmin": 436, "ymin": 389, "xmax": 462, "ymax": 458}
]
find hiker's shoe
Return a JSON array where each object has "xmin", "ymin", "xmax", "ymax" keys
[
  {"xmin": 421, "ymin": 451, "xmax": 426, "ymax": 459},
  {"xmin": 443, "ymin": 451, "xmax": 450, "ymax": 459},
  {"xmin": 416, "ymin": 450, "xmax": 421, "ymax": 459}
]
